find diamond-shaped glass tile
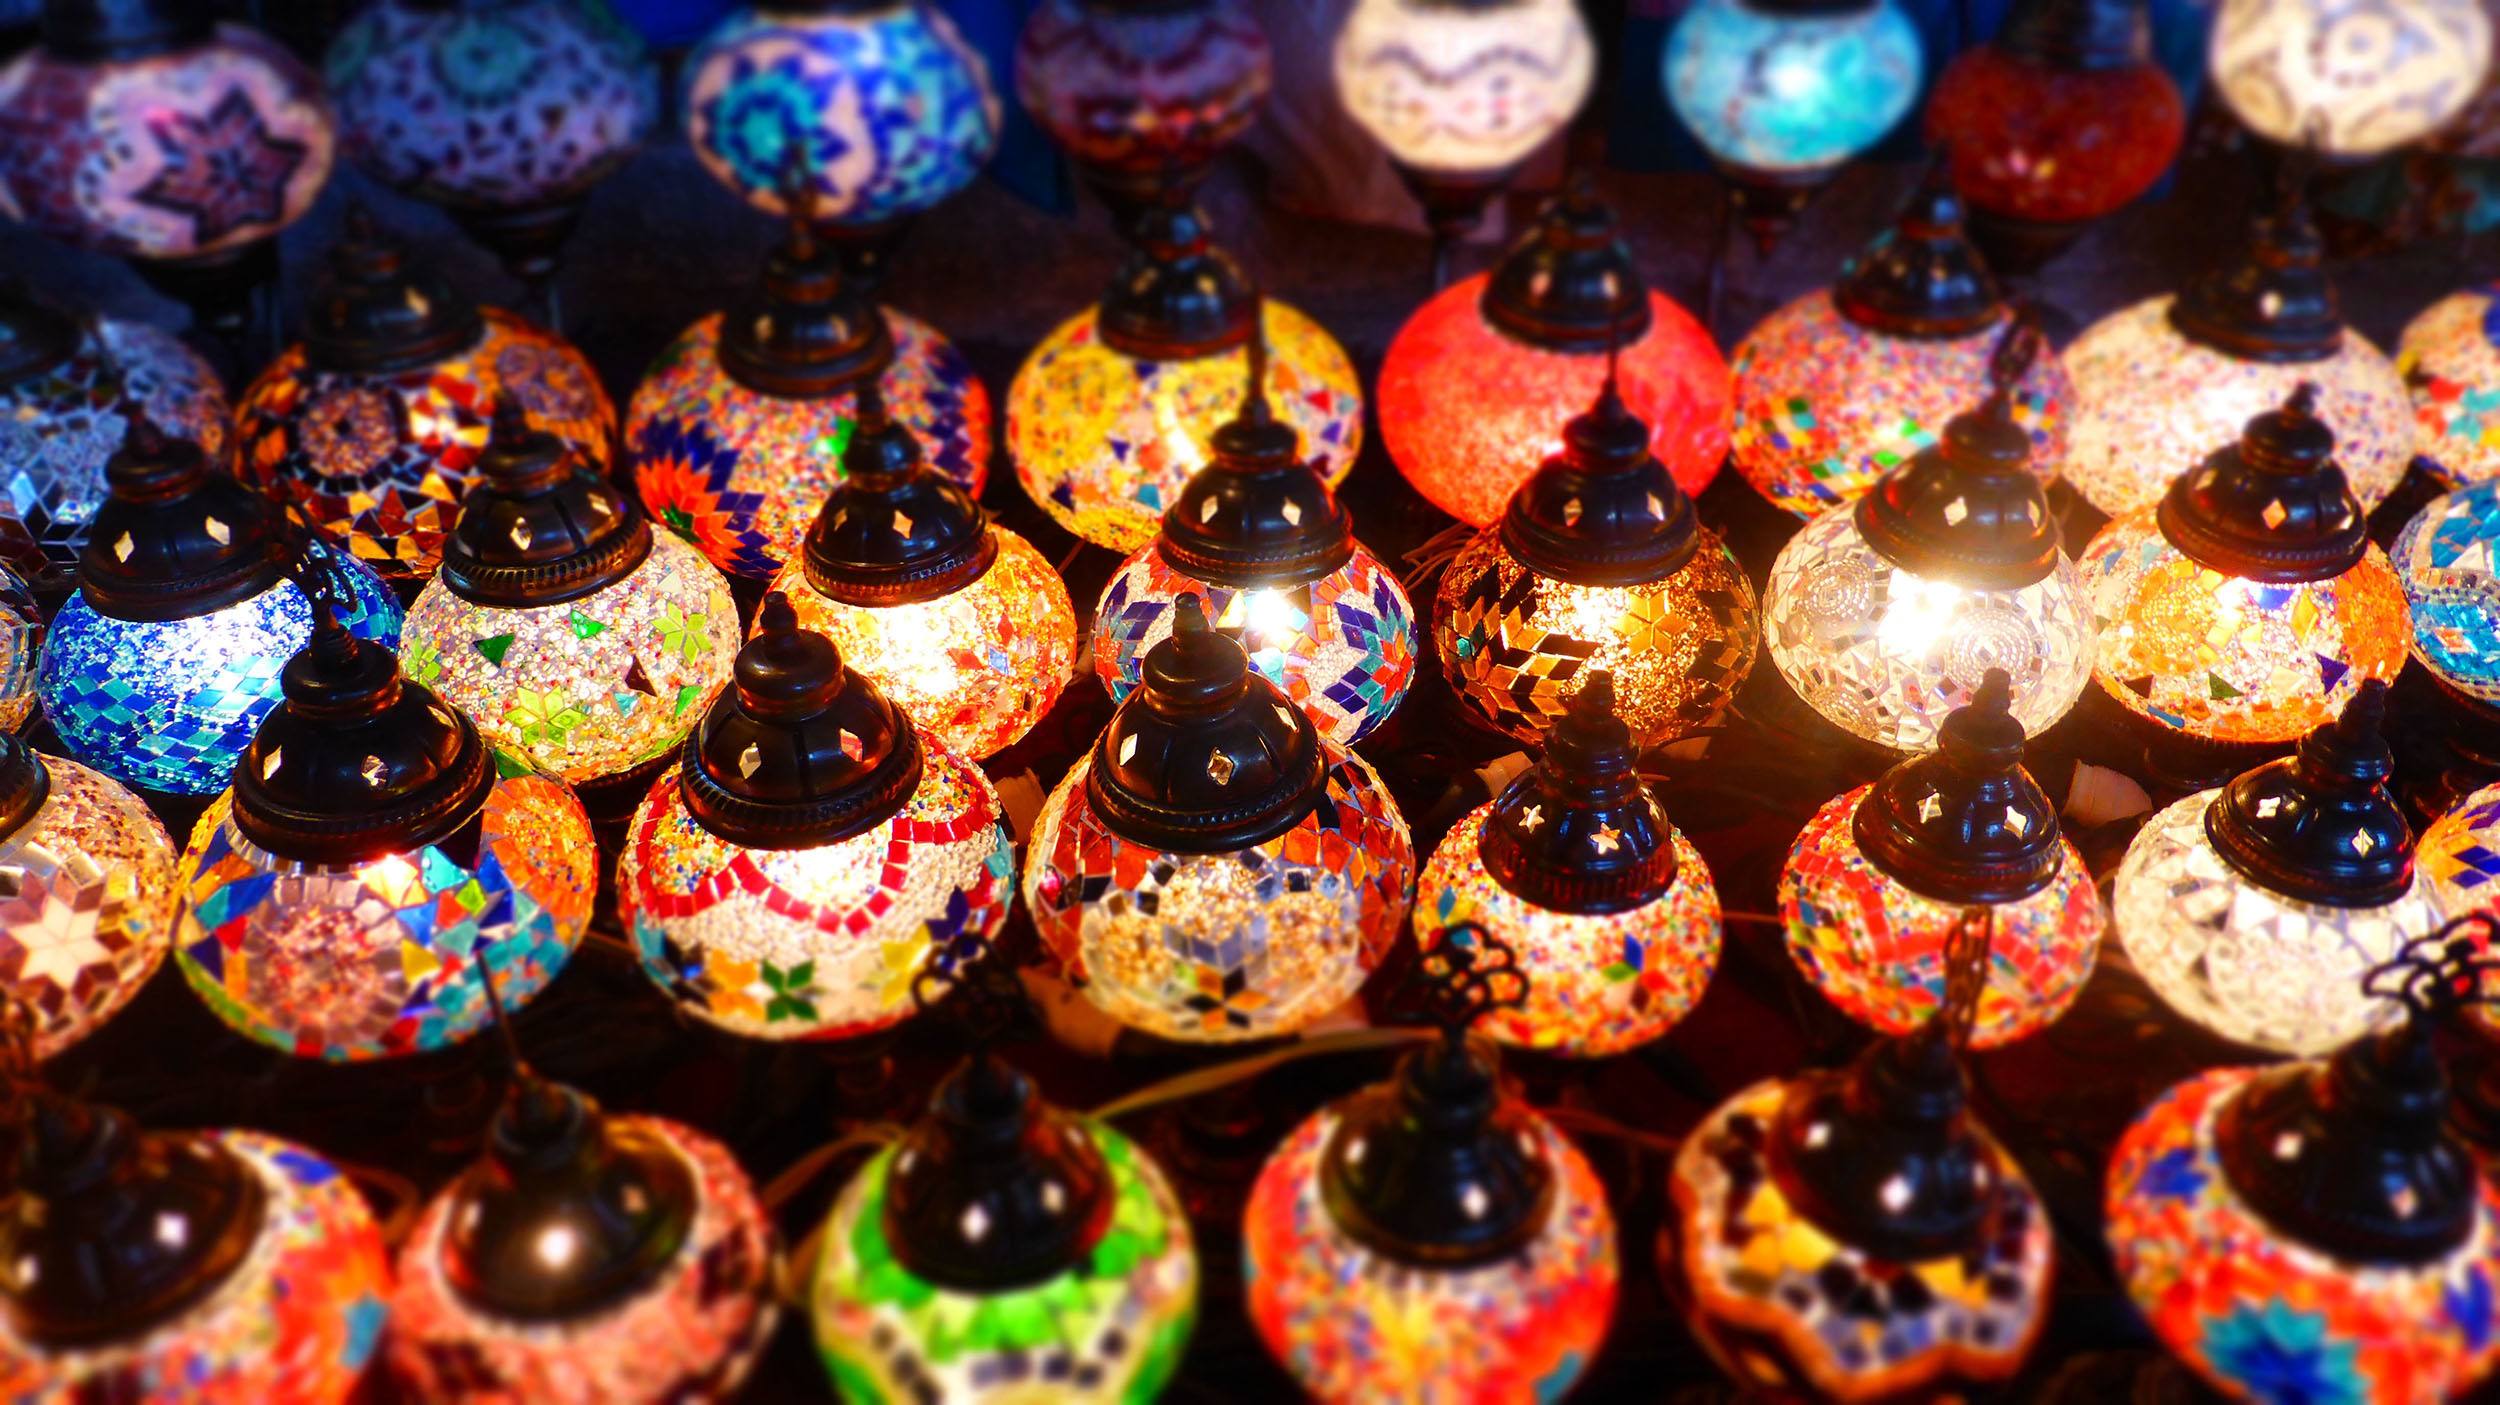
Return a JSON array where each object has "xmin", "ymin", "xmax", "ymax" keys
[
  {"xmin": 892, "ymin": 510, "xmax": 915, "ymax": 537},
  {"xmin": 203, "ymin": 515, "xmax": 230, "ymax": 545},
  {"xmin": 261, "ymin": 747, "xmax": 283, "ymax": 779},
  {"xmin": 1943, "ymin": 497, "xmax": 1968, "ymax": 526},
  {"xmin": 1208, "ymin": 750, "xmax": 1236, "ymax": 785},
  {"xmin": 738, "ymin": 743, "xmax": 761, "ymax": 778},
  {"xmin": 360, "ymin": 755, "xmax": 385, "ymax": 787},
  {"xmin": 2005, "ymin": 807, "xmax": 2030, "ymax": 836},
  {"xmin": 1281, "ymin": 500, "xmax": 1302, "ymax": 526},
  {"xmin": 2261, "ymin": 499, "xmax": 2288, "ymax": 530},
  {"xmin": 2352, "ymin": 830, "xmax": 2376, "ymax": 856},
  {"xmin": 509, "ymin": 520, "xmax": 534, "ymax": 551}
]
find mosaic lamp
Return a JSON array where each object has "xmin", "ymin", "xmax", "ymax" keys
[
  {"xmin": 1763, "ymin": 377, "xmax": 2093, "ymax": 753},
  {"xmin": 2211, "ymin": 0, "xmax": 2490, "ymax": 158},
  {"xmin": 172, "ymin": 604, "xmax": 597, "ymax": 1061},
  {"xmin": 1378, "ymin": 178, "xmax": 1730, "ymax": 527},
  {"xmin": 2393, "ymin": 476, "xmax": 2500, "ymax": 711},
  {"xmin": 35, "ymin": 415, "xmax": 403, "ymax": 799},
  {"xmin": 1094, "ymin": 337, "xmax": 1414, "ymax": 747},
  {"xmin": 2061, "ymin": 196, "xmax": 2414, "ymax": 517},
  {"xmin": 627, "ymin": 171, "xmax": 990, "ymax": 585},
  {"xmin": 0, "ymin": 733, "xmax": 176, "ymax": 1062},
  {"xmin": 1008, "ymin": 201, "xmax": 1362, "ymax": 551},
  {"xmin": 388, "ymin": 1055, "xmax": 778, "ymax": 1399},
  {"xmin": 0, "ymin": 0, "xmax": 333, "ymax": 339},
  {"xmin": 1729, "ymin": 167, "xmax": 2070, "ymax": 519},
  {"xmin": 1414, "ymin": 673, "xmax": 1722, "ymax": 1057},
  {"xmin": 1663, "ymin": 0, "xmax": 1923, "ymax": 243},
  {"xmin": 0, "ymin": 564, "xmax": 36, "ymax": 732},
  {"xmin": 326, "ymin": 0, "xmax": 658, "ymax": 305},
  {"xmin": 1244, "ymin": 929, "xmax": 1621, "ymax": 1400},
  {"xmin": 2112, "ymin": 679, "xmax": 2447, "ymax": 1056},
  {"xmin": 0, "ymin": 1079, "xmax": 391, "ymax": 1402},
  {"xmin": 2396, "ymin": 283, "xmax": 2500, "ymax": 487},
  {"xmin": 401, "ymin": 398, "xmax": 739, "ymax": 811},
  {"xmin": 1015, "ymin": 0, "xmax": 1271, "ymax": 229},
  {"xmin": 1440, "ymin": 356, "xmax": 1761, "ymax": 750},
  {"xmin": 1922, "ymin": 0, "xmax": 2184, "ymax": 272},
  {"xmin": 1024, "ymin": 597, "xmax": 1414, "ymax": 1043},
  {"xmin": 1780, "ymin": 669, "xmax": 2105, "ymax": 1049},
  {"xmin": 2080, "ymin": 385, "xmax": 2408, "ymax": 752},
  {"xmin": 1663, "ymin": 942, "xmax": 2054, "ymax": 1400},
  {"xmin": 0, "ymin": 277, "xmax": 226, "ymax": 588},
  {"xmin": 774, "ymin": 384, "xmax": 1074, "ymax": 759},
  {"xmin": 2106, "ymin": 928, "xmax": 2500, "ymax": 1403},
  {"xmin": 1331, "ymin": 0, "xmax": 1593, "ymax": 279},
  {"xmin": 621, "ymin": 595, "xmax": 1013, "ymax": 1041},
  {"xmin": 236, "ymin": 210, "xmax": 617, "ymax": 595}
]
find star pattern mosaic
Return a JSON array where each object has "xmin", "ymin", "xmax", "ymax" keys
[{"xmin": 0, "ymin": 754, "xmax": 176, "ymax": 1060}]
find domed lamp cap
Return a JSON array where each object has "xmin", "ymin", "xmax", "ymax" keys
[
  {"xmin": 301, "ymin": 207, "xmax": 486, "ymax": 376},
  {"xmin": 1767, "ymin": 1014, "xmax": 1990, "ymax": 1262},
  {"xmin": 882, "ymin": 1055, "xmax": 1116, "ymax": 1289},
  {"xmin": 680, "ymin": 594, "xmax": 924, "ymax": 850},
  {"xmin": 1085, "ymin": 594, "xmax": 1326, "ymax": 853},
  {"xmin": 719, "ymin": 161, "xmax": 895, "ymax": 399},
  {"xmin": 78, "ymin": 411, "xmax": 286, "ymax": 624},
  {"xmin": 0, "ymin": 278, "xmax": 80, "ymax": 386},
  {"xmin": 1833, "ymin": 166, "xmax": 2005, "ymax": 341},
  {"xmin": 0, "ymin": 732, "xmax": 52, "ymax": 838},
  {"xmin": 1499, "ymin": 365, "xmax": 1700, "ymax": 587},
  {"xmin": 2157, "ymin": 382, "xmax": 2366, "ymax": 583},
  {"xmin": 1995, "ymin": 0, "xmax": 2151, "ymax": 70},
  {"xmin": 2168, "ymin": 198, "xmax": 2342, "ymax": 363},
  {"xmin": 1095, "ymin": 202, "xmax": 1258, "ymax": 361},
  {"xmin": 2206, "ymin": 677, "xmax": 2412, "ymax": 907},
  {"xmin": 1853, "ymin": 670, "xmax": 2060, "ymax": 903},
  {"xmin": 1853, "ymin": 380, "xmax": 2059, "ymax": 589},
  {"xmin": 1480, "ymin": 673, "xmax": 1679, "ymax": 913},
  {"xmin": 231, "ymin": 601, "xmax": 494, "ymax": 866},
  {"xmin": 1, "ymin": 1090, "xmax": 267, "ymax": 1350},
  {"xmin": 38, "ymin": 0, "xmax": 213, "ymax": 62},
  {"xmin": 799, "ymin": 383, "xmax": 997, "ymax": 606},
  {"xmin": 1478, "ymin": 175, "xmax": 1654, "ymax": 353},
  {"xmin": 442, "ymin": 1077, "xmax": 699, "ymax": 1322},
  {"xmin": 1156, "ymin": 334, "xmax": 1353, "ymax": 588},
  {"xmin": 438, "ymin": 397, "xmax": 652, "ymax": 608}
]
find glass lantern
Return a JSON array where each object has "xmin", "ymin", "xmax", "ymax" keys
[
  {"xmin": 0, "ymin": 736, "xmax": 176, "ymax": 1061},
  {"xmin": 1016, "ymin": 0, "xmax": 1269, "ymax": 224},
  {"xmin": 2397, "ymin": 284, "xmax": 2500, "ymax": 487},
  {"xmin": 2210, "ymin": 0, "xmax": 2491, "ymax": 158}
]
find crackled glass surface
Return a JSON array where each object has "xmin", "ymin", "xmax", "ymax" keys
[
  {"xmin": 1764, "ymin": 507, "xmax": 2092, "ymax": 752},
  {"xmin": 2211, "ymin": 0, "xmax": 2491, "ymax": 157},
  {"xmin": 2398, "ymin": 285, "xmax": 2500, "ymax": 487},
  {"xmin": 2113, "ymin": 790, "xmax": 2445, "ymax": 1055},
  {"xmin": 2081, "ymin": 509, "xmax": 2409, "ymax": 744},
  {"xmin": 1664, "ymin": 0, "xmax": 1921, "ymax": 176},
  {"xmin": 0, "ymin": 753, "xmax": 175, "ymax": 1061},
  {"xmin": 2392, "ymin": 477, "xmax": 2500, "ymax": 698},
  {"xmin": 1332, "ymin": 0, "xmax": 1592, "ymax": 175}
]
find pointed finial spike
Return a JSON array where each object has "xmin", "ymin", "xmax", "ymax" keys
[
  {"xmin": 489, "ymin": 393, "xmax": 531, "ymax": 448},
  {"xmin": 1240, "ymin": 321, "xmax": 1273, "ymax": 426},
  {"xmin": 1174, "ymin": 592, "xmax": 1210, "ymax": 639},
  {"xmin": 854, "ymin": 376, "xmax": 889, "ymax": 435},
  {"xmin": 758, "ymin": 590, "xmax": 798, "ymax": 638},
  {"xmin": 2339, "ymin": 675, "xmax": 2390, "ymax": 740},
  {"xmin": 2287, "ymin": 380, "xmax": 2321, "ymax": 419},
  {"xmin": 120, "ymin": 406, "xmax": 166, "ymax": 457},
  {"xmin": 1572, "ymin": 669, "xmax": 1616, "ymax": 722},
  {"xmin": 473, "ymin": 945, "xmax": 533, "ymax": 1086},
  {"xmin": 1973, "ymin": 667, "xmax": 2013, "ymax": 718},
  {"xmin": 780, "ymin": 126, "xmax": 820, "ymax": 260}
]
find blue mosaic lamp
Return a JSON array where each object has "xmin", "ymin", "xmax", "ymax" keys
[
  {"xmin": 33, "ymin": 415, "xmax": 402, "ymax": 798},
  {"xmin": 2393, "ymin": 479, "xmax": 2500, "ymax": 704}
]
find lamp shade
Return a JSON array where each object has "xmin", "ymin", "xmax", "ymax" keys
[
  {"xmin": 1332, "ymin": 0, "xmax": 1593, "ymax": 177},
  {"xmin": 1016, "ymin": 0, "xmax": 1270, "ymax": 205},
  {"xmin": 0, "ymin": 735, "xmax": 176, "ymax": 1061},
  {"xmin": 1664, "ymin": 0, "xmax": 1922, "ymax": 181},
  {"xmin": 2211, "ymin": 0, "xmax": 2491, "ymax": 158},
  {"xmin": 2397, "ymin": 284, "xmax": 2500, "ymax": 487},
  {"xmin": 2392, "ymin": 476, "xmax": 2500, "ymax": 701},
  {"xmin": 0, "ymin": 563, "xmax": 35, "ymax": 732}
]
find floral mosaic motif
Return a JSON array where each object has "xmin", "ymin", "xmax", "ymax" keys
[
  {"xmin": 2107, "ymin": 1068, "xmax": 2500, "ymax": 1405},
  {"xmin": 36, "ymin": 539, "xmax": 403, "ymax": 797},
  {"xmin": 1332, "ymin": 0, "xmax": 1592, "ymax": 174},
  {"xmin": 1024, "ymin": 751, "xmax": 1414, "ymax": 1043},
  {"xmin": 2081, "ymin": 509, "xmax": 2409, "ymax": 745},
  {"xmin": 1015, "ymin": 0, "xmax": 1270, "ymax": 174},
  {"xmin": 1008, "ymin": 301, "xmax": 1364, "ymax": 551},
  {"xmin": 389, "ymin": 1116, "xmax": 779, "ymax": 1403},
  {"xmin": 327, "ymin": 0, "xmax": 656, "ymax": 210},
  {"xmin": 627, "ymin": 310, "xmax": 990, "ymax": 582},
  {"xmin": 2392, "ymin": 476, "xmax": 2500, "ymax": 703},
  {"xmin": 2210, "ymin": 0, "xmax": 2491, "ymax": 157},
  {"xmin": 813, "ymin": 1120, "xmax": 1198, "ymax": 1402},
  {"xmin": 1244, "ymin": 1106, "xmax": 1618, "ymax": 1403},
  {"xmin": 2400, "ymin": 286, "xmax": 2500, "ymax": 487},
  {"xmin": 1666, "ymin": 1079, "xmax": 2051, "ymax": 1401},
  {"xmin": 0, "ymin": 1130, "xmax": 391, "ymax": 1403},
  {"xmin": 621, "ymin": 747, "xmax": 1013, "ymax": 1041},
  {"xmin": 1094, "ymin": 546, "xmax": 1415, "ymax": 747},
  {"xmin": 173, "ymin": 775, "xmax": 597, "ymax": 1061},
  {"xmin": 1780, "ymin": 783, "xmax": 2103, "ymax": 1049},
  {"xmin": 0, "ymin": 753, "xmax": 176, "ymax": 1060},
  {"xmin": 133, "ymin": 88, "xmax": 307, "ymax": 245},
  {"xmin": 685, "ymin": 1, "xmax": 1000, "ymax": 226},
  {"xmin": 1664, "ymin": 0, "xmax": 1922, "ymax": 175},
  {"xmin": 1730, "ymin": 291, "xmax": 2068, "ymax": 519}
]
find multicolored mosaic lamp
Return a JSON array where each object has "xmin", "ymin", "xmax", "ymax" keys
[
  {"xmin": 628, "ymin": 171, "xmax": 990, "ymax": 586},
  {"xmin": 1025, "ymin": 597, "xmax": 1413, "ymax": 1043},
  {"xmin": 1438, "ymin": 356, "xmax": 1759, "ymax": 751},
  {"xmin": 401, "ymin": 399, "xmax": 739, "ymax": 809},
  {"xmin": 1781, "ymin": 670, "xmax": 2104, "ymax": 1049},
  {"xmin": 2112, "ymin": 680, "xmax": 2446, "ymax": 1055},
  {"xmin": 1414, "ymin": 673, "xmax": 1722, "ymax": 1057},
  {"xmin": 2394, "ymin": 476, "xmax": 2500, "ymax": 705},
  {"xmin": 1016, "ymin": 0, "xmax": 1270, "ymax": 229},
  {"xmin": 0, "ymin": 0, "xmax": 333, "ymax": 339},
  {"xmin": 236, "ymin": 211, "xmax": 617, "ymax": 595},
  {"xmin": 621, "ymin": 595, "xmax": 1013, "ymax": 1041},
  {"xmin": 35, "ymin": 416, "xmax": 403, "ymax": 798},
  {"xmin": 2106, "ymin": 927, "xmax": 2500, "ymax": 1402},
  {"xmin": 0, "ymin": 565, "xmax": 37, "ymax": 732},
  {"xmin": 1379, "ymin": 179, "xmax": 1730, "ymax": 528},
  {"xmin": 1332, "ymin": 0, "xmax": 1592, "ymax": 281},
  {"xmin": 1245, "ymin": 929, "xmax": 1620, "ymax": 1400},
  {"xmin": 1922, "ymin": 0, "xmax": 2183, "ymax": 272},
  {"xmin": 1730, "ymin": 168, "xmax": 2070, "ymax": 518},
  {"xmin": 1763, "ymin": 376, "xmax": 2093, "ymax": 753},
  {"xmin": 2397, "ymin": 283, "xmax": 2500, "ymax": 487},
  {"xmin": 0, "ymin": 278, "xmax": 227, "ymax": 588},
  {"xmin": 1663, "ymin": 929, "xmax": 2053, "ymax": 1400},
  {"xmin": 1008, "ymin": 201, "xmax": 1362, "ymax": 551},
  {"xmin": 172, "ymin": 604, "xmax": 598, "ymax": 1061},
  {"xmin": 2080, "ymin": 385, "xmax": 2408, "ymax": 753},
  {"xmin": 773, "ymin": 384, "xmax": 1074, "ymax": 759},
  {"xmin": 326, "ymin": 0, "xmax": 658, "ymax": 308},
  {"xmin": 0, "ymin": 734, "xmax": 175, "ymax": 1062},
  {"xmin": 2421, "ymin": 782, "xmax": 2500, "ymax": 923},
  {"xmin": 2061, "ymin": 196, "xmax": 2414, "ymax": 517},
  {"xmin": 2210, "ymin": 0, "xmax": 2491, "ymax": 158},
  {"xmin": 1095, "ymin": 337, "xmax": 1413, "ymax": 747}
]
